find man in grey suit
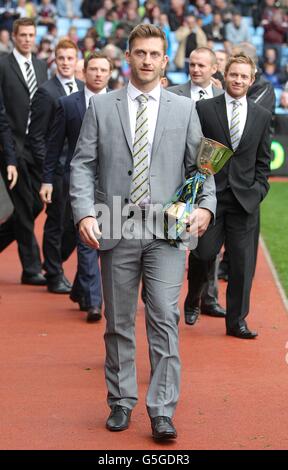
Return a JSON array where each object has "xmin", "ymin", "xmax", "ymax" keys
[
  {"xmin": 169, "ymin": 47, "xmax": 226, "ymax": 326},
  {"xmin": 70, "ymin": 25, "xmax": 216, "ymax": 441}
]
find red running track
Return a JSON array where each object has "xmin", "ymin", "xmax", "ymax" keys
[{"xmin": 0, "ymin": 213, "xmax": 288, "ymax": 450}]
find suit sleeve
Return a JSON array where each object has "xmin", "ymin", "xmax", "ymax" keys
[
  {"xmin": 70, "ymin": 99, "xmax": 98, "ymax": 224},
  {"xmin": 185, "ymin": 101, "xmax": 216, "ymax": 218},
  {"xmin": 255, "ymin": 112, "xmax": 272, "ymax": 201},
  {"xmin": 0, "ymin": 96, "xmax": 17, "ymax": 166},
  {"xmin": 29, "ymin": 87, "xmax": 55, "ymax": 163},
  {"xmin": 43, "ymin": 101, "xmax": 67, "ymax": 184}
]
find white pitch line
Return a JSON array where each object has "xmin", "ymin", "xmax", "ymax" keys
[{"xmin": 260, "ymin": 235, "xmax": 288, "ymax": 312}]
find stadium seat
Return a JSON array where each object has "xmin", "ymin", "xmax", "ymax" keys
[
  {"xmin": 36, "ymin": 25, "xmax": 48, "ymax": 44},
  {"xmin": 167, "ymin": 71, "xmax": 188, "ymax": 85},
  {"xmin": 56, "ymin": 17, "xmax": 71, "ymax": 37},
  {"xmin": 71, "ymin": 18, "xmax": 93, "ymax": 29}
]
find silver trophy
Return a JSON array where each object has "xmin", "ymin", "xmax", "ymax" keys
[{"xmin": 164, "ymin": 137, "xmax": 233, "ymax": 243}]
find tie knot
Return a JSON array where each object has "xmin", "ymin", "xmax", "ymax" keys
[
  {"xmin": 66, "ymin": 81, "xmax": 74, "ymax": 94},
  {"xmin": 136, "ymin": 94, "xmax": 148, "ymax": 105},
  {"xmin": 232, "ymin": 99, "xmax": 240, "ymax": 109},
  {"xmin": 25, "ymin": 61, "xmax": 31, "ymax": 70},
  {"xmin": 199, "ymin": 89, "xmax": 205, "ymax": 100}
]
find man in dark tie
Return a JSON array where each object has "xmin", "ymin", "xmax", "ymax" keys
[
  {"xmin": 70, "ymin": 24, "xmax": 216, "ymax": 440},
  {"xmin": 189, "ymin": 53, "xmax": 272, "ymax": 339},
  {"xmin": 29, "ymin": 39, "xmax": 84, "ymax": 294},
  {"xmin": 0, "ymin": 18, "xmax": 48, "ymax": 285},
  {"xmin": 42, "ymin": 52, "xmax": 112, "ymax": 321}
]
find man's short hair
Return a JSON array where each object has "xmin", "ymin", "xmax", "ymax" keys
[
  {"xmin": 84, "ymin": 51, "xmax": 113, "ymax": 71},
  {"xmin": 190, "ymin": 47, "xmax": 217, "ymax": 65},
  {"xmin": 128, "ymin": 24, "xmax": 167, "ymax": 54},
  {"xmin": 55, "ymin": 39, "xmax": 78, "ymax": 56},
  {"xmin": 225, "ymin": 53, "xmax": 256, "ymax": 78},
  {"xmin": 13, "ymin": 17, "xmax": 36, "ymax": 35}
]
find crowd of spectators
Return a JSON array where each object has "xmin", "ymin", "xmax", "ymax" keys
[{"xmin": 0, "ymin": 0, "xmax": 287, "ymax": 109}]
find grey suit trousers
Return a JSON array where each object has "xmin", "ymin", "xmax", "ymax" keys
[{"xmin": 100, "ymin": 217, "xmax": 186, "ymax": 418}]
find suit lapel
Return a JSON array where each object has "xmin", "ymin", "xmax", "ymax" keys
[
  {"xmin": 151, "ymin": 89, "xmax": 171, "ymax": 160},
  {"xmin": 53, "ymin": 76, "xmax": 66, "ymax": 96},
  {"xmin": 9, "ymin": 54, "xmax": 29, "ymax": 93},
  {"xmin": 214, "ymin": 94, "xmax": 231, "ymax": 147},
  {"xmin": 239, "ymin": 99, "xmax": 256, "ymax": 145},
  {"xmin": 76, "ymin": 90, "xmax": 86, "ymax": 120},
  {"xmin": 116, "ymin": 88, "xmax": 133, "ymax": 155}
]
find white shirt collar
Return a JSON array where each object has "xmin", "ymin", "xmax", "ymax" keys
[
  {"xmin": 127, "ymin": 81, "xmax": 161, "ymax": 102},
  {"xmin": 225, "ymin": 91, "xmax": 247, "ymax": 106},
  {"xmin": 56, "ymin": 72, "xmax": 76, "ymax": 88},
  {"xmin": 190, "ymin": 82, "xmax": 214, "ymax": 98},
  {"xmin": 13, "ymin": 48, "xmax": 32, "ymax": 65}
]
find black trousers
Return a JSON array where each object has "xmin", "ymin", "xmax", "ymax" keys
[
  {"xmin": 42, "ymin": 173, "xmax": 76, "ymax": 280},
  {"xmin": 0, "ymin": 152, "xmax": 43, "ymax": 275},
  {"xmin": 187, "ymin": 189, "xmax": 258, "ymax": 331}
]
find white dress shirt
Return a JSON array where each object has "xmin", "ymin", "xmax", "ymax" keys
[
  {"xmin": 190, "ymin": 83, "xmax": 214, "ymax": 101},
  {"xmin": 127, "ymin": 81, "xmax": 161, "ymax": 204},
  {"xmin": 225, "ymin": 92, "xmax": 247, "ymax": 140},
  {"xmin": 56, "ymin": 73, "xmax": 78, "ymax": 95},
  {"xmin": 13, "ymin": 48, "xmax": 35, "ymax": 82},
  {"xmin": 84, "ymin": 85, "xmax": 106, "ymax": 109}
]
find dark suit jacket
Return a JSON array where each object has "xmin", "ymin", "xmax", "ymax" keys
[
  {"xmin": 0, "ymin": 96, "xmax": 17, "ymax": 166},
  {"xmin": 196, "ymin": 94, "xmax": 272, "ymax": 214},
  {"xmin": 29, "ymin": 76, "xmax": 84, "ymax": 164},
  {"xmin": 43, "ymin": 89, "xmax": 86, "ymax": 184},
  {"xmin": 0, "ymin": 53, "xmax": 47, "ymax": 159},
  {"xmin": 168, "ymin": 80, "xmax": 224, "ymax": 99}
]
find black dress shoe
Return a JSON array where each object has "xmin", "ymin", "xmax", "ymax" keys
[
  {"xmin": 69, "ymin": 293, "xmax": 87, "ymax": 311},
  {"xmin": 62, "ymin": 275, "xmax": 72, "ymax": 289},
  {"xmin": 86, "ymin": 306, "xmax": 102, "ymax": 323},
  {"xmin": 201, "ymin": 303, "xmax": 226, "ymax": 318},
  {"xmin": 227, "ymin": 326, "xmax": 258, "ymax": 339},
  {"xmin": 151, "ymin": 416, "xmax": 177, "ymax": 440},
  {"xmin": 184, "ymin": 307, "xmax": 200, "ymax": 325},
  {"xmin": 21, "ymin": 273, "xmax": 47, "ymax": 286},
  {"xmin": 218, "ymin": 268, "xmax": 228, "ymax": 281},
  {"xmin": 106, "ymin": 405, "xmax": 131, "ymax": 432},
  {"xmin": 47, "ymin": 277, "xmax": 72, "ymax": 294}
]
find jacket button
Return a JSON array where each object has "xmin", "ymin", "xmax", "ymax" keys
[
  {"xmin": 128, "ymin": 170, "xmax": 132, "ymax": 176},
  {"xmin": 124, "ymin": 198, "xmax": 129, "ymax": 203}
]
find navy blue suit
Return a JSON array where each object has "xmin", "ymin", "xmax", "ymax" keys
[{"xmin": 45, "ymin": 89, "xmax": 102, "ymax": 308}]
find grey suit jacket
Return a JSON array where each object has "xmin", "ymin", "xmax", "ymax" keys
[
  {"xmin": 168, "ymin": 80, "xmax": 224, "ymax": 99},
  {"xmin": 70, "ymin": 87, "xmax": 216, "ymax": 250}
]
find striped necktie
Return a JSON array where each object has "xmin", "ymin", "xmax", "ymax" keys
[
  {"xmin": 25, "ymin": 61, "xmax": 37, "ymax": 100},
  {"xmin": 230, "ymin": 100, "xmax": 241, "ymax": 151},
  {"xmin": 130, "ymin": 94, "xmax": 149, "ymax": 205}
]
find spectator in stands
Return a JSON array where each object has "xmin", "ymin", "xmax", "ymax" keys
[
  {"xmin": 203, "ymin": 11, "xmax": 227, "ymax": 45},
  {"xmin": 16, "ymin": 0, "xmax": 36, "ymax": 19},
  {"xmin": 43, "ymin": 23, "xmax": 58, "ymax": 49},
  {"xmin": 57, "ymin": 0, "xmax": 82, "ymax": 18},
  {"xmin": 225, "ymin": 11, "xmax": 252, "ymax": 49},
  {"xmin": 0, "ymin": 0, "xmax": 20, "ymax": 32},
  {"xmin": 67, "ymin": 26, "xmax": 79, "ymax": 46},
  {"xmin": 75, "ymin": 58, "xmax": 85, "ymax": 80},
  {"xmin": 168, "ymin": 0, "xmax": 188, "ymax": 31},
  {"xmin": 121, "ymin": 3, "xmax": 141, "ymax": 37},
  {"xmin": 112, "ymin": 23, "xmax": 127, "ymax": 51},
  {"xmin": 0, "ymin": 29, "xmax": 13, "ymax": 56},
  {"xmin": 81, "ymin": 0, "xmax": 102, "ymax": 19},
  {"xmin": 213, "ymin": 0, "xmax": 234, "ymax": 24},
  {"xmin": 279, "ymin": 90, "xmax": 288, "ymax": 110},
  {"xmin": 197, "ymin": 1, "xmax": 214, "ymax": 27},
  {"xmin": 37, "ymin": 37, "xmax": 53, "ymax": 63},
  {"xmin": 81, "ymin": 33, "xmax": 97, "ymax": 58},
  {"xmin": 215, "ymin": 49, "xmax": 228, "ymax": 75},
  {"xmin": 95, "ymin": 7, "xmax": 119, "ymax": 42},
  {"xmin": 174, "ymin": 13, "xmax": 207, "ymax": 72},
  {"xmin": 233, "ymin": 0, "xmax": 258, "ymax": 17},
  {"xmin": 262, "ymin": 7, "xmax": 287, "ymax": 67},
  {"xmin": 263, "ymin": 61, "xmax": 282, "ymax": 87},
  {"xmin": 37, "ymin": 0, "xmax": 57, "ymax": 26}
]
